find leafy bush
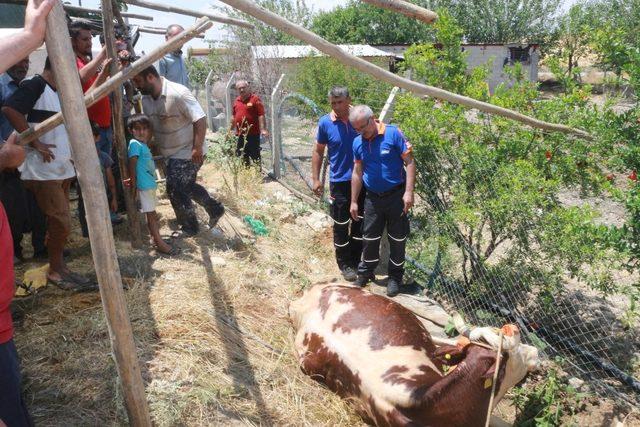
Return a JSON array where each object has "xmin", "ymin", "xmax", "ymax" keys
[
  {"xmin": 290, "ymin": 56, "xmax": 393, "ymax": 113},
  {"xmin": 395, "ymin": 11, "xmax": 627, "ymax": 304}
]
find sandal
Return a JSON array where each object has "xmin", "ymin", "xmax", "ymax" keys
[
  {"xmin": 48, "ymin": 272, "xmax": 97, "ymax": 292},
  {"xmin": 157, "ymin": 246, "xmax": 181, "ymax": 257}
]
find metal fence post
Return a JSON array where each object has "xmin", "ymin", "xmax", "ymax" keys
[
  {"xmin": 205, "ymin": 69, "xmax": 215, "ymax": 130},
  {"xmin": 379, "ymin": 86, "xmax": 400, "ymax": 124},
  {"xmin": 271, "ymin": 73, "xmax": 285, "ymax": 179},
  {"xmin": 225, "ymin": 71, "xmax": 237, "ymax": 128}
]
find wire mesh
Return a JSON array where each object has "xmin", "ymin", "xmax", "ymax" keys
[{"xmin": 404, "ymin": 129, "xmax": 640, "ymax": 407}]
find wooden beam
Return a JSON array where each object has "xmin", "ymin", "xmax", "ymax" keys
[
  {"xmin": 38, "ymin": 0, "xmax": 151, "ymax": 425},
  {"xmin": 64, "ymin": 3, "xmax": 155, "ymax": 21},
  {"xmin": 219, "ymin": 0, "xmax": 592, "ymax": 140},
  {"xmin": 111, "ymin": 0, "xmax": 142, "ymax": 114},
  {"xmin": 18, "ymin": 17, "xmax": 213, "ymax": 146},
  {"xmin": 102, "ymin": 0, "xmax": 144, "ymax": 248},
  {"xmin": 138, "ymin": 26, "xmax": 205, "ymax": 38},
  {"xmin": 0, "ymin": 0, "xmax": 154, "ymax": 20},
  {"xmin": 124, "ymin": 0, "xmax": 254, "ymax": 29},
  {"xmin": 360, "ymin": 0, "xmax": 438, "ymax": 24}
]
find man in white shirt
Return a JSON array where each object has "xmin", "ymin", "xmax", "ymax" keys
[
  {"xmin": 2, "ymin": 58, "xmax": 91, "ymax": 290},
  {"xmin": 132, "ymin": 65, "xmax": 224, "ymax": 235}
]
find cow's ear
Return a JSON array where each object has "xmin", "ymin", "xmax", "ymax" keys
[{"xmin": 433, "ymin": 344, "xmax": 467, "ymax": 366}]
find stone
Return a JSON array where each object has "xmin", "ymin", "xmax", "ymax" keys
[
  {"xmin": 568, "ymin": 377, "xmax": 585, "ymax": 390},
  {"xmin": 210, "ymin": 256, "xmax": 227, "ymax": 267},
  {"xmin": 305, "ymin": 211, "xmax": 332, "ymax": 231},
  {"xmin": 279, "ymin": 212, "xmax": 295, "ymax": 223}
]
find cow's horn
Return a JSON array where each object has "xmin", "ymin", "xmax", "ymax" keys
[{"xmin": 452, "ymin": 312, "xmax": 473, "ymax": 337}]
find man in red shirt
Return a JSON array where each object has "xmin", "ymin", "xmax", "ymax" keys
[
  {"xmin": 230, "ymin": 79, "xmax": 268, "ymax": 165},
  {"xmin": 1, "ymin": 2, "xmax": 56, "ymax": 424},
  {"xmin": 69, "ymin": 21, "xmax": 112, "ymax": 156}
]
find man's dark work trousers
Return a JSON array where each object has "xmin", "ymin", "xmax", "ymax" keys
[
  {"xmin": 0, "ymin": 339, "xmax": 33, "ymax": 427},
  {"xmin": 358, "ymin": 184, "xmax": 409, "ymax": 280},
  {"xmin": 166, "ymin": 159, "xmax": 224, "ymax": 234},
  {"xmin": 0, "ymin": 171, "xmax": 46, "ymax": 258},
  {"xmin": 236, "ymin": 134, "xmax": 261, "ymax": 166},
  {"xmin": 330, "ymin": 181, "xmax": 365, "ymax": 270}
]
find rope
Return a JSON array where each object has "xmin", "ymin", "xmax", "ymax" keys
[{"xmin": 485, "ymin": 329, "xmax": 504, "ymax": 427}]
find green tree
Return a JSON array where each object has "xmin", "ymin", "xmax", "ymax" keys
[
  {"xmin": 551, "ymin": 2, "xmax": 598, "ymax": 77},
  {"xmin": 224, "ymin": 0, "xmax": 314, "ymax": 45},
  {"xmin": 291, "ymin": 56, "xmax": 393, "ymax": 113},
  {"xmin": 310, "ymin": 0, "xmax": 437, "ymax": 45},
  {"xmin": 445, "ymin": 0, "xmax": 561, "ymax": 44},
  {"xmin": 396, "ymin": 11, "xmax": 624, "ymax": 300}
]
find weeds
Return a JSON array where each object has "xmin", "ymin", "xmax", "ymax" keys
[{"xmin": 512, "ymin": 363, "xmax": 588, "ymax": 427}]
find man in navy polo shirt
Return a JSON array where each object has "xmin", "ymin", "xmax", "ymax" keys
[
  {"xmin": 311, "ymin": 86, "xmax": 364, "ymax": 281},
  {"xmin": 349, "ymin": 105, "xmax": 416, "ymax": 296}
]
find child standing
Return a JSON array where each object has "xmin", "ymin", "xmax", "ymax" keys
[
  {"xmin": 126, "ymin": 114, "xmax": 176, "ymax": 255},
  {"xmin": 78, "ymin": 121, "xmax": 119, "ymax": 238}
]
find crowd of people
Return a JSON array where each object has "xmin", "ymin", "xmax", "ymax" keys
[{"xmin": 0, "ymin": 1, "xmax": 416, "ymax": 424}]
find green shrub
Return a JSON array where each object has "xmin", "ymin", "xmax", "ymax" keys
[
  {"xmin": 290, "ymin": 56, "xmax": 393, "ymax": 113},
  {"xmin": 395, "ymin": 11, "xmax": 627, "ymax": 304}
]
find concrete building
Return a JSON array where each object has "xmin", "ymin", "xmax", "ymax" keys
[
  {"xmin": 375, "ymin": 43, "xmax": 540, "ymax": 92},
  {"xmin": 249, "ymin": 44, "xmax": 398, "ymax": 76},
  {"xmin": 187, "ymin": 43, "xmax": 540, "ymax": 94}
]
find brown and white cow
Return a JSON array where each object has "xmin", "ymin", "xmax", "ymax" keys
[{"xmin": 289, "ymin": 283, "xmax": 539, "ymax": 427}]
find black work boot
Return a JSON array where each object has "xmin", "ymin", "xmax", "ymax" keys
[
  {"xmin": 387, "ymin": 277, "xmax": 400, "ymax": 297},
  {"xmin": 355, "ymin": 274, "xmax": 373, "ymax": 288},
  {"xmin": 341, "ymin": 266, "xmax": 357, "ymax": 282}
]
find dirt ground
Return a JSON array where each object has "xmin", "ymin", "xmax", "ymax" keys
[{"xmin": 9, "ymin": 155, "xmax": 640, "ymax": 426}]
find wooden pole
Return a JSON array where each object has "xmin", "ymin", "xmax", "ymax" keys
[
  {"xmin": 124, "ymin": 0, "xmax": 254, "ymax": 28},
  {"xmin": 485, "ymin": 330, "xmax": 504, "ymax": 427},
  {"xmin": 138, "ymin": 27, "xmax": 205, "ymax": 38},
  {"xmin": 17, "ymin": 17, "xmax": 213, "ymax": 146},
  {"xmin": 360, "ymin": 0, "xmax": 438, "ymax": 24},
  {"xmin": 218, "ymin": 0, "xmax": 592, "ymax": 140},
  {"xmin": 0, "ymin": 0, "xmax": 155, "ymax": 20},
  {"xmin": 111, "ymin": 0, "xmax": 141, "ymax": 114},
  {"xmin": 270, "ymin": 73, "xmax": 284, "ymax": 179},
  {"xmin": 38, "ymin": 0, "xmax": 151, "ymax": 425},
  {"xmin": 102, "ymin": 0, "xmax": 144, "ymax": 249}
]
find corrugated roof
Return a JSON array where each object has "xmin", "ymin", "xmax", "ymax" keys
[{"xmin": 251, "ymin": 44, "xmax": 396, "ymax": 60}]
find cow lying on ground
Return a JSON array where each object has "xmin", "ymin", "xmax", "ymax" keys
[{"xmin": 289, "ymin": 283, "xmax": 539, "ymax": 427}]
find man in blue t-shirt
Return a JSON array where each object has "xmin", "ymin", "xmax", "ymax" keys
[
  {"xmin": 311, "ymin": 87, "xmax": 365, "ymax": 281},
  {"xmin": 349, "ymin": 105, "xmax": 416, "ymax": 296}
]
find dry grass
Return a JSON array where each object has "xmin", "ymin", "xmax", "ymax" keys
[{"xmin": 12, "ymin": 158, "xmax": 361, "ymax": 426}]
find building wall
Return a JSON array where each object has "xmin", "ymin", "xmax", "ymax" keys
[
  {"xmin": 376, "ymin": 44, "xmax": 539, "ymax": 93},
  {"xmin": 464, "ymin": 45, "xmax": 539, "ymax": 92}
]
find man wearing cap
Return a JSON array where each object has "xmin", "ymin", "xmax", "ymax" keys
[
  {"xmin": 349, "ymin": 105, "xmax": 416, "ymax": 296},
  {"xmin": 311, "ymin": 86, "xmax": 364, "ymax": 281}
]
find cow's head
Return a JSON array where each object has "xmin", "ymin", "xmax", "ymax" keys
[{"xmin": 452, "ymin": 313, "xmax": 540, "ymax": 405}]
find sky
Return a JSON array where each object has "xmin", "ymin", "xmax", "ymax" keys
[
  {"xmin": 76, "ymin": 0, "xmax": 344, "ymax": 55},
  {"xmin": 74, "ymin": 0, "xmax": 579, "ymax": 55}
]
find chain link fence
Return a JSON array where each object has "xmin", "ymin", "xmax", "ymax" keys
[{"xmin": 205, "ymin": 69, "xmax": 639, "ymax": 407}]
